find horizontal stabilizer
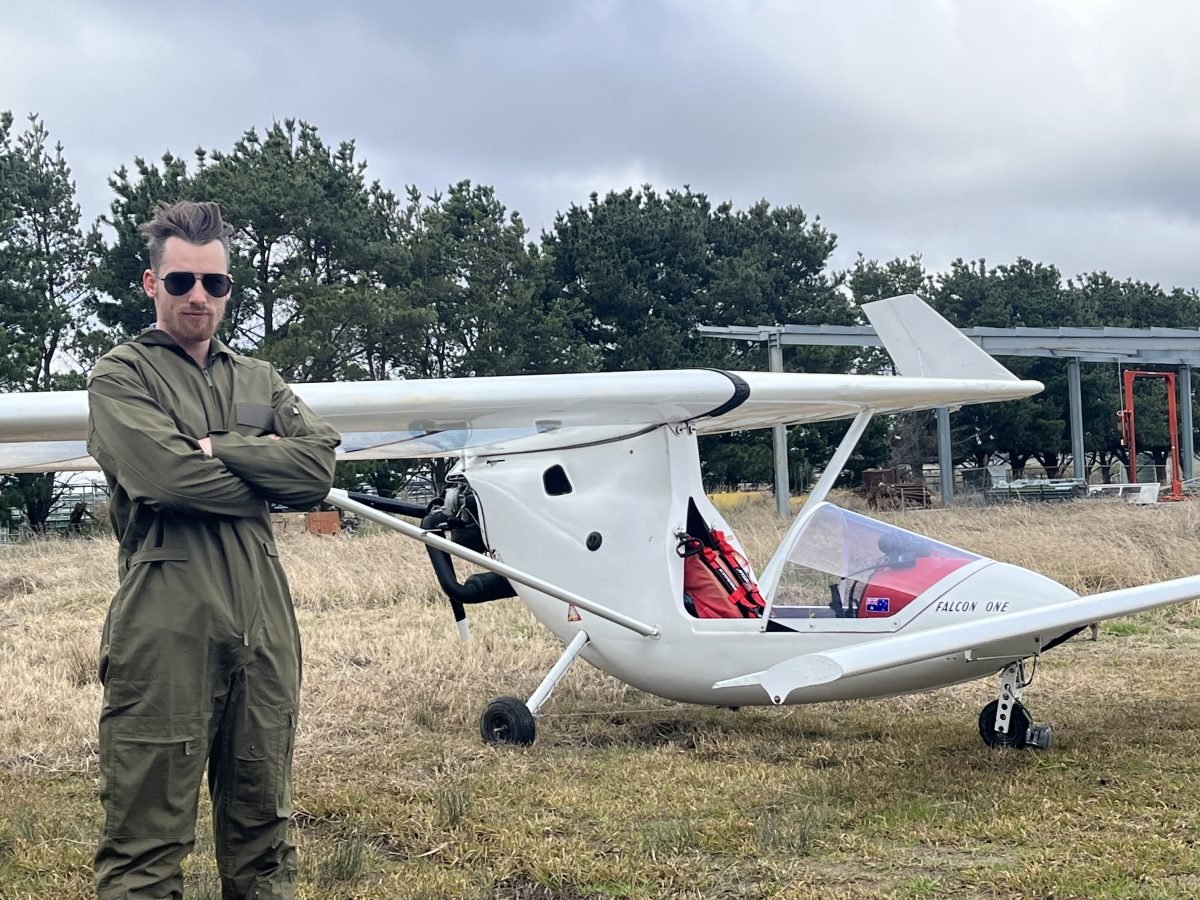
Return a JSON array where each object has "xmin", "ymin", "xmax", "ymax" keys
[
  {"xmin": 713, "ymin": 654, "xmax": 845, "ymax": 704},
  {"xmin": 715, "ymin": 573, "xmax": 1200, "ymax": 704},
  {"xmin": 864, "ymin": 294, "xmax": 1017, "ymax": 381}
]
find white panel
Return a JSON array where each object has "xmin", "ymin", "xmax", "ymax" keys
[{"xmin": 864, "ymin": 293, "xmax": 1018, "ymax": 381}]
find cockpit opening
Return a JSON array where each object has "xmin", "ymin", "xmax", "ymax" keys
[{"xmin": 678, "ymin": 498, "xmax": 765, "ymax": 619}]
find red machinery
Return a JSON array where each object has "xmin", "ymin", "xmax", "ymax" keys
[{"xmin": 1117, "ymin": 370, "xmax": 1185, "ymax": 501}]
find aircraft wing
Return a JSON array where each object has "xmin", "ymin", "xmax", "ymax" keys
[
  {"xmin": 0, "ymin": 367, "xmax": 1039, "ymax": 473},
  {"xmin": 0, "ymin": 295, "xmax": 1041, "ymax": 472},
  {"xmin": 714, "ymin": 575, "xmax": 1200, "ymax": 703}
]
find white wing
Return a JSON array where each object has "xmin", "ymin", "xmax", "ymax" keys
[
  {"xmin": 0, "ymin": 368, "xmax": 1040, "ymax": 473},
  {"xmin": 0, "ymin": 294, "xmax": 1042, "ymax": 473},
  {"xmin": 715, "ymin": 575, "xmax": 1200, "ymax": 703}
]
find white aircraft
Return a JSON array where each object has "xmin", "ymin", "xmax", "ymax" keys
[{"xmin": 3, "ymin": 295, "xmax": 1198, "ymax": 750}]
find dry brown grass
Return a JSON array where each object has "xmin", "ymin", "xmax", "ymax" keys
[{"xmin": 1, "ymin": 496, "xmax": 1199, "ymax": 897}]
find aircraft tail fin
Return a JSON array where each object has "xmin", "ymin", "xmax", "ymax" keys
[{"xmin": 863, "ymin": 294, "xmax": 1016, "ymax": 381}]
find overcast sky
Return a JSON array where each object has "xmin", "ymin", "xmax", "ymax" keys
[{"xmin": 5, "ymin": 1, "xmax": 1200, "ymax": 291}]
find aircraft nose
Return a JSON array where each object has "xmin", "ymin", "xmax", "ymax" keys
[{"xmin": 931, "ymin": 562, "xmax": 1078, "ymax": 621}]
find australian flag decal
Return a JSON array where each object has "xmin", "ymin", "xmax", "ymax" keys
[{"xmin": 864, "ymin": 596, "xmax": 890, "ymax": 614}]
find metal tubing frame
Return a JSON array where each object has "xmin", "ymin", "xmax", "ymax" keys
[
  {"xmin": 1121, "ymin": 370, "xmax": 1184, "ymax": 499},
  {"xmin": 326, "ymin": 489, "xmax": 660, "ymax": 638},
  {"xmin": 527, "ymin": 630, "xmax": 590, "ymax": 716},
  {"xmin": 702, "ymin": 317, "xmax": 1200, "ymax": 488},
  {"xmin": 699, "ymin": 321, "xmax": 1200, "ymax": 365}
]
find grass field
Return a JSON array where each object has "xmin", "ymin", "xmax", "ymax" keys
[{"xmin": 1, "ymin": 497, "xmax": 1199, "ymax": 898}]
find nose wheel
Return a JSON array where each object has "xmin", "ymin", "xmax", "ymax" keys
[
  {"xmin": 480, "ymin": 696, "xmax": 537, "ymax": 745},
  {"xmin": 480, "ymin": 630, "xmax": 590, "ymax": 747},
  {"xmin": 979, "ymin": 661, "xmax": 1053, "ymax": 750}
]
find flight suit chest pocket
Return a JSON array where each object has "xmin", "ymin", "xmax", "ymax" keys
[{"xmin": 235, "ymin": 402, "xmax": 276, "ymax": 436}]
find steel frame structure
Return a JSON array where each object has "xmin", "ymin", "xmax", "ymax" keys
[{"xmin": 699, "ymin": 319, "xmax": 1200, "ymax": 512}]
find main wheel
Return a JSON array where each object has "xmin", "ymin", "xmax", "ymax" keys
[
  {"xmin": 480, "ymin": 696, "xmax": 537, "ymax": 746},
  {"xmin": 978, "ymin": 698, "xmax": 1031, "ymax": 749}
]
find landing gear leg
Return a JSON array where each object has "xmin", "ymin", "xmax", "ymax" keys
[
  {"xmin": 978, "ymin": 661, "xmax": 1053, "ymax": 750},
  {"xmin": 481, "ymin": 630, "xmax": 590, "ymax": 746}
]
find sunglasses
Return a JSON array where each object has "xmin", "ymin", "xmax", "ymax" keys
[{"xmin": 157, "ymin": 271, "xmax": 234, "ymax": 297}]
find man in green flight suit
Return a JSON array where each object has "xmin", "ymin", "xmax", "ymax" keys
[{"xmin": 87, "ymin": 200, "xmax": 341, "ymax": 899}]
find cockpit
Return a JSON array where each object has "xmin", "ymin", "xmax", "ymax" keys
[{"xmin": 767, "ymin": 503, "xmax": 979, "ymax": 622}]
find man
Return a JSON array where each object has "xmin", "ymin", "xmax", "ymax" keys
[{"xmin": 87, "ymin": 200, "xmax": 341, "ymax": 899}]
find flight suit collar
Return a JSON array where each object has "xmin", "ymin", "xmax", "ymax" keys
[{"xmin": 134, "ymin": 327, "xmax": 235, "ymax": 367}]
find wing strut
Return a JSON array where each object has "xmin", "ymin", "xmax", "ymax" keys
[
  {"xmin": 757, "ymin": 409, "xmax": 874, "ymax": 613},
  {"xmin": 326, "ymin": 489, "xmax": 661, "ymax": 638}
]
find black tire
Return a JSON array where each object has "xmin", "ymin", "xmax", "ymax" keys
[
  {"xmin": 978, "ymin": 698, "xmax": 1031, "ymax": 749},
  {"xmin": 480, "ymin": 696, "xmax": 537, "ymax": 746}
]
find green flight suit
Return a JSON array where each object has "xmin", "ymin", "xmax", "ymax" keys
[{"xmin": 87, "ymin": 329, "xmax": 340, "ymax": 900}]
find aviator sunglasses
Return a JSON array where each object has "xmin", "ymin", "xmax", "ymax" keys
[{"xmin": 156, "ymin": 271, "xmax": 234, "ymax": 298}]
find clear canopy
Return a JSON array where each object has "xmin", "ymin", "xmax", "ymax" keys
[{"xmin": 769, "ymin": 503, "xmax": 979, "ymax": 620}]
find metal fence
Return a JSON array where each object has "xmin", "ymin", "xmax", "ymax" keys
[{"xmin": 0, "ymin": 481, "xmax": 110, "ymax": 542}]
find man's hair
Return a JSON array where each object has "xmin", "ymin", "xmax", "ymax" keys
[{"xmin": 139, "ymin": 200, "xmax": 234, "ymax": 271}]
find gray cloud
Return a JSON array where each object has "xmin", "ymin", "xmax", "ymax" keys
[{"xmin": 5, "ymin": 0, "xmax": 1200, "ymax": 289}]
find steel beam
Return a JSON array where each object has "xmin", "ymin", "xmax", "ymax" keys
[
  {"xmin": 1182, "ymin": 364, "xmax": 1194, "ymax": 481},
  {"xmin": 768, "ymin": 333, "xmax": 789, "ymax": 517},
  {"xmin": 937, "ymin": 406, "xmax": 953, "ymax": 504},
  {"xmin": 1067, "ymin": 358, "xmax": 1086, "ymax": 481},
  {"xmin": 697, "ymin": 323, "xmax": 1200, "ymax": 365}
]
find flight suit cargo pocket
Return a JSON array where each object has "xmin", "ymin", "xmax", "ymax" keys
[
  {"xmin": 232, "ymin": 706, "xmax": 296, "ymax": 819},
  {"xmin": 100, "ymin": 718, "xmax": 207, "ymax": 839},
  {"xmin": 102, "ymin": 549, "xmax": 189, "ymax": 685},
  {"xmin": 129, "ymin": 547, "xmax": 189, "ymax": 566},
  {"xmin": 278, "ymin": 710, "xmax": 297, "ymax": 818},
  {"xmin": 259, "ymin": 541, "xmax": 290, "ymax": 604}
]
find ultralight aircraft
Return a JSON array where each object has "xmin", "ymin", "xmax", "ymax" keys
[{"xmin": 2, "ymin": 295, "xmax": 1198, "ymax": 750}]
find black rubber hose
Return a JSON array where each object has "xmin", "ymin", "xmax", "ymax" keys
[{"xmin": 421, "ymin": 512, "xmax": 517, "ymax": 617}]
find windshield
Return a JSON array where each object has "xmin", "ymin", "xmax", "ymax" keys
[{"xmin": 770, "ymin": 504, "xmax": 979, "ymax": 620}]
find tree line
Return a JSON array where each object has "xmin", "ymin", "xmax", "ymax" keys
[{"xmin": 3, "ymin": 112, "xmax": 1199, "ymax": 530}]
